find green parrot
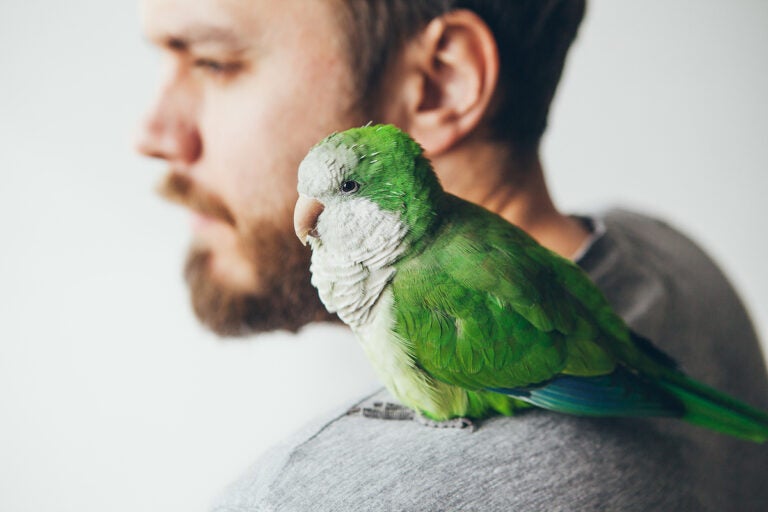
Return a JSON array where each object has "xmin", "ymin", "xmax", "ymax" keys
[{"xmin": 293, "ymin": 124, "xmax": 768, "ymax": 442}]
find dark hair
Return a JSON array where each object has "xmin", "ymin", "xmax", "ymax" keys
[{"xmin": 335, "ymin": 0, "xmax": 586, "ymax": 155}]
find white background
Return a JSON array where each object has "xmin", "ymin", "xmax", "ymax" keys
[{"xmin": 1, "ymin": 1, "xmax": 766, "ymax": 511}]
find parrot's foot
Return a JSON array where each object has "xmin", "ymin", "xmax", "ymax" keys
[
  {"xmin": 416, "ymin": 414, "xmax": 476, "ymax": 432},
  {"xmin": 347, "ymin": 402, "xmax": 476, "ymax": 431},
  {"xmin": 346, "ymin": 401, "xmax": 416, "ymax": 421}
]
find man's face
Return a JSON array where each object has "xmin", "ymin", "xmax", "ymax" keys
[{"xmin": 137, "ymin": 0, "xmax": 364, "ymax": 334}]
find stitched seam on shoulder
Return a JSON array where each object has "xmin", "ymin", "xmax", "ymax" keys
[{"xmin": 294, "ymin": 388, "xmax": 383, "ymax": 447}]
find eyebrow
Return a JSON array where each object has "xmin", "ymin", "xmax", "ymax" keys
[{"xmin": 163, "ymin": 25, "xmax": 249, "ymax": 52}]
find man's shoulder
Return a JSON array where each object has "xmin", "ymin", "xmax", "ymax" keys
[
  {"xmin": 581, "ymin": 208, "xmax": 721, "ymax": 286},
  {"xmin": 599, "ymin": 208, "xmax": 717, "ymax": 268},
  {"xmin": 583, "ymin": 207, "xmax": 766, "ymax": 395},
  {"xmin": 580, "ymin": 208, "xmax": 750, "ymax": 340},
  {"xmin": 211, "ymin": 389, "xmax": 699, "ymax": 512}
]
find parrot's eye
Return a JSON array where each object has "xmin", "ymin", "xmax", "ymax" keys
[{"xmin": 340, "ymin": 180, "xmax": 360, "ymax": 194}]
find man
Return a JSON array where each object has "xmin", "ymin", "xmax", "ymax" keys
[{"xmin": 136, "ymin": 0, "xmax": 768, "ymax": 510}]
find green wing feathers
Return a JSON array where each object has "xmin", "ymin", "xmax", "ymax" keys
[
  {"xmin": 392, "ymin": 194, "xmax": 768, "ymax": 441},
  {"xmin": 394, "ymin": 195, "xmax": 619, "ymax": 386}
]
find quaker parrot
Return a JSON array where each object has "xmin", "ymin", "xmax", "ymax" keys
[{"xmin": 293, "ymin": 124, "xmax": 768, "ymax": 442}]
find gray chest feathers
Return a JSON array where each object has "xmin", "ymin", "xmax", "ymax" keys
[{"xmin": 308, "ymin": 197, "xmax": 408, "ymax": 327}]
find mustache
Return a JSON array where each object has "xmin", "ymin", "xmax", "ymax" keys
[{"xmin": 156, "ymin": 172, "xmax": 236, "ymax": 227}]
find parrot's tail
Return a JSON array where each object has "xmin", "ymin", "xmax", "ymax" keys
[{"xmin": 660, "ymin": 372, "xmax": 768, "ymax": 443}]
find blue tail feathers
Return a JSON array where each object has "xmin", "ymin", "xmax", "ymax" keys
[{"xmin": 492, "ymin": 366, "xmax": 684, "ymax": 418}]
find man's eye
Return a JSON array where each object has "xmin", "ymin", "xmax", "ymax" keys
[{"xmin": 193, "ymin": 58, "xmax": 241, "ymax": 75}]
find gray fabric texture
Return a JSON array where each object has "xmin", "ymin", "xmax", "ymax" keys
[{"xmin": 211, "ymin": 209, "xmax": 768, "ymax": 511}]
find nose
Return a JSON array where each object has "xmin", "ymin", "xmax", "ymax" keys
[{"xmin": 134, "ymin": 78, "xmax": 202, "ymax": 165}]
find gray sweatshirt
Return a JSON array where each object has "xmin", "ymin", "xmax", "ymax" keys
[{"xmin": 211, "ymin": 209, "xmax": 768, "ymax": 512}]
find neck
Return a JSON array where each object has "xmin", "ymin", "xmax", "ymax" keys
[{"xmin": 430, "ymin": 137, "xmax": 589, "ymax": 259}]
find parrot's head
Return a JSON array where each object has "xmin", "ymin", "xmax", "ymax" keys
[{"xmin": 294, "ymin": 124, "xmax": 443, "ymax": 253}]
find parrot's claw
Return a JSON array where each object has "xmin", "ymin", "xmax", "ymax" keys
[
  {"xmin": 346, "ymin": 401, "xmax": 416, "ymax": 421},
  {"xmin": 346, "ymin": 402, "xmax": 475, "ymax": 431},
  {"xmin": 416, "ymin": 414, "xmax": 476, "ymax": 432}
]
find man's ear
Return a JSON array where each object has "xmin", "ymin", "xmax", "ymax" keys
[{"xmin": 378, "ymin": 10, "xmax": 499, "ymax": 156}]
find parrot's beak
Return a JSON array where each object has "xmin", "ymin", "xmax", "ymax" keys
[{"xmin": 294, "ymin": 194, "xmax": 325, "ymax": 246}]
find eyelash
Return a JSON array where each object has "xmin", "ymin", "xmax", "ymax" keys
[{"xmin": 192, "ymin": 58, "xmax": 241, "ymax": 75}]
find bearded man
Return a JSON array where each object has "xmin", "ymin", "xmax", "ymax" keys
[{"xmin": 137, "ymin": 1, "xmax": 768, "ymax": 510}]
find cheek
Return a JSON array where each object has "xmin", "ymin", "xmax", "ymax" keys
[
  {"xmin": 197, "ymin": 46, "xmax": 361, "ymax": 225},
  {"xmin": 196, "ymin": 88, "xmax": 298, "ymax": 223}
]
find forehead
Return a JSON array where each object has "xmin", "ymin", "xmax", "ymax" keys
[
  {"xmin": 297, "ymin": 142, "xmax": 358, "ymax": 195},
  {"xmin": 140, "ymin": 0, "xmax": 343, "ymax": 51}
]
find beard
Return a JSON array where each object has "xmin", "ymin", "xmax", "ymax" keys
[{"xmin": 158, "ymin": 172, "xmax": 336, "ymax": 336}]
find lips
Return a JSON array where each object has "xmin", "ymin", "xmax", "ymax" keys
[{"xmin": 294, "ymin": 194, "xmax": 325, "ymax": 245}]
